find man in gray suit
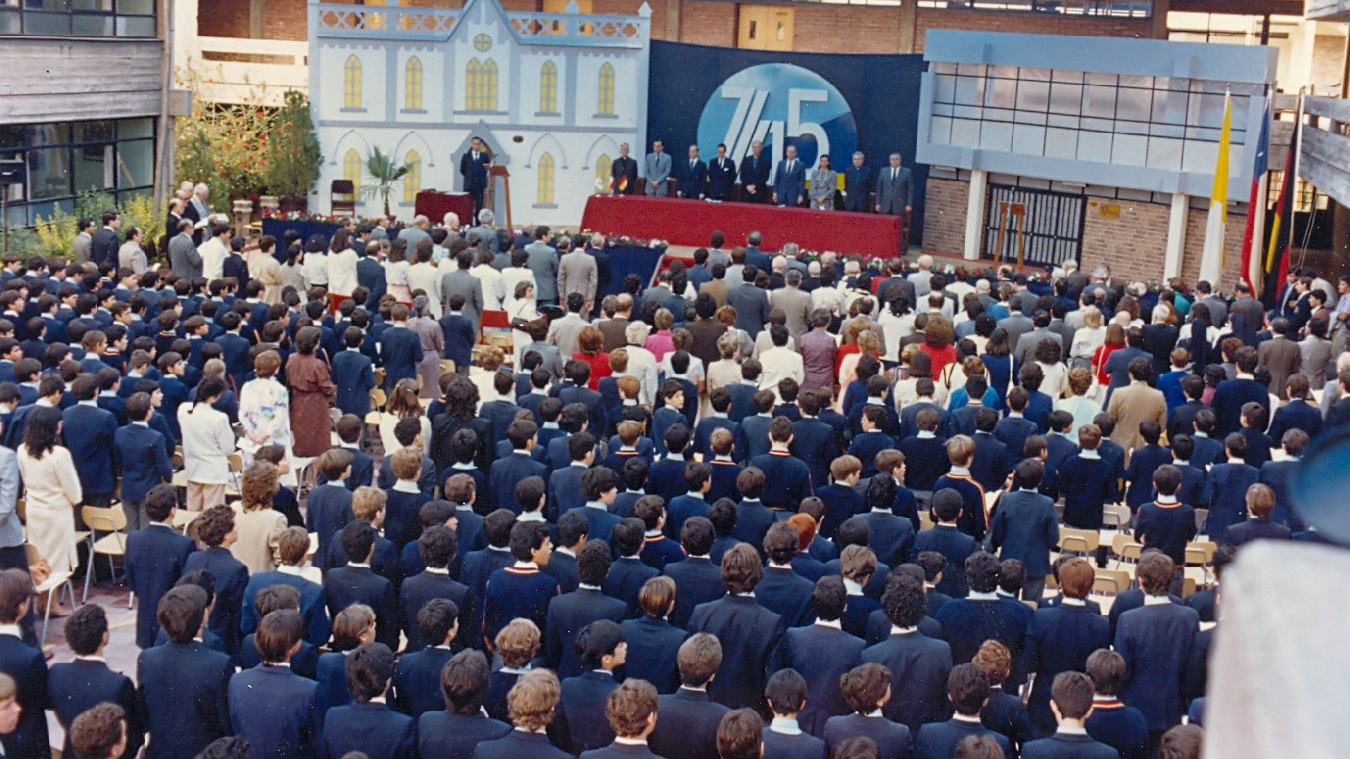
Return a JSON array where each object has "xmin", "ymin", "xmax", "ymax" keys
[
  {"xmin": 470, "ymin": 209, "xmax": 502, "ymax": 264},
  {"xmin": 644, "ymin": 139, "xmax": 672, "ymax": 197},
  {"xmin": 1014, "ymin": 310, "xmax": 1060, "ymax": 368},
  {"xmin": 440, "ymin": 248, "xmax": 485, "ymax": 333},
  {"xmin": 557, "ymin": 239, "xmax": 598, "ymax": 308},
  {"xmin": 71, "ymin": 218, "xmax": 95, "ymax": 265},
  {"xmin": 770, "ymin": 269, "xmax": 812, "ymax": 340},
  {"xmin": 726, "ymin": 267, "xmax": 771, "ymax": 336},
  {"xmin": 997, "ymin": 300, "xmax": 1035, "ymax": 355},
  {"xmin": 168, "ymin": 219, "xmax": 202, "ymax": 279},
  {"xmin": 875, "ymin": 152, "xmax": 913, "ymax": 250},
  {"xmin": 547, "ymin": 292, "xmax": 590, "ymax": 359},
  {"xmin": 525, "ymin": 226, "xmax": 560, "ymax": 305}
]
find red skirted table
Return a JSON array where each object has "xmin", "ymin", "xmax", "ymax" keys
[
  {"xmin": 580, "ymin": 195, "xmax": 904, "ymax": 258},
  {"xmin": 415, "ymin": 190, "xmax": 475, "ymax": 226}
]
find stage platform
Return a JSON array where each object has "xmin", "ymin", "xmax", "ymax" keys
[{"xmin": 580, "ymin": 195, "xmax": 904, "ymax": 259}]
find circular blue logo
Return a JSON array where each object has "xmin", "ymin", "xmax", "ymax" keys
[{"xmin": 695, "ymin": 63, "xmax": 857, "ymax": 171}]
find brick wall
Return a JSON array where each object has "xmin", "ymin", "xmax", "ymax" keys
[
  {"xmin": 204, "ymin": 0, "xmax": 251, "ymax": 37},
  {"xmin": 921, "ymin": 177, "xmax": 968, "ymax": 257},
  {"xmin": 595, "ymin": 0, "xmax": 668, "ymax": 40},
  {"xmin": 263, "ymin": 0, "xmax": 306, "ymax": 41},
  {"xmin": 1181, "ymin": 207, "xmax": 1246, "ymax": 293},
  {"xmin": 1080, "ymin": 196, "xmax": 1170, "ymax": 285},
  {"xmin": 914, "ymin": 8, "xmax": 1154, "ymax": 52},
  {"xmin": 679, "ymin": 0, "xmax": 736, "ymax": 47},
  {"xmin": 792, "ymin": 5, "xmax": 904, "ymax": 54}
]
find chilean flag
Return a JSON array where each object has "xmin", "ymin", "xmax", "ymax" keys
[{"xmin": 1239, "ymin": 100, "xmax": 1270, "ymax": 296}]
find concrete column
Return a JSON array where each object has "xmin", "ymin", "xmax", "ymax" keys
[
  {"xmin": 1164, "ymin": 192, "xmax": 1187, "ymax": 280},
  {"xmin": 963, "ymin": 169, "xmax": 987, "ymax": 261},
  {"xmin": 1150, "ymin": 0, "xmax": 1169, "ymax": 41}
]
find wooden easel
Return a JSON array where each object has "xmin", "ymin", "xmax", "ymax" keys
[
  {"xmin": 485, "ymin": 165, "xmax": 513, "ymax": 230},
  {"xmin": 994, "ymin": 201, "xmax": 1027, "ymax": 270}
]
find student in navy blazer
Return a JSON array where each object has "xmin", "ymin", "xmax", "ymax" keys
[
  {"xmin": 860, "ymin": 574, "xmax": 953, "ymax": 733},
  {"xmin": 417, "ymin": 648, "xmax": 513, "ymax": 758},
  {"xmin": 182, "ymin": 507, "xmax": 249, "ymax": 656},
  {"xmin": 990, "ymin": 459, "xmax": 1059, "ymax": 602},
  {"xmin": 912, "ymin": 664, "xmax": 1012, "ymax": 759},
  {"xmin": 1022, "ymin": 671, "xmax": 1120, "ymax": 759},
  {"xmin": 137, "ymin": 585, "xmax": 234, "ymax": 759},
  {"xmin": 821, "ymin": 662, "xmax": 912, "ymax": 758},
  {"xmin": 756, "ymin": 523, "xmax": 816, "ymax": 630},
  {"xmin": 319, "ymin": 643, "xmax": 417, "ymax": 759},
  {"xmin": 603, "ymin": 519, "xmax": 661, "ymax": 618},
  {"xmin": 325, "ymin": 521, "xmax": 399, "ymax": 650},
  {"xmin": 1084, "ymin": 650, "xmax": 1149, "ymax": 759},
  {"xmin": 1113, "ymin": 553, "xmax": 1198, "ymax": 739},
  {"xmin": 772, "ymin": 576, "xmax": 865, "ymax": 737},
  {"xmin": 1022, "ymin": 557, "xmax": 1110, "ymax": 736},
  {"xmin": 0, "ymin": 570, "xmax": 48, "ymax": 759},
  {"xmin": 914, "ymin": 489, "xmax": 978, "ymax": 598},
  {"xmin": 229, "ymin": 609, "xmax": 323, "ymax": 759},
  {"xmin": 125, "ymin": 485, "xmax": 196, "ymax": 648},
  {"xmin": 688, "ymin": 545, "xmax": 782, "ymax": 712},
  {"xmin": 760, "ymin": 669, "xmax": 828, "ymax": 759},
  {"xmin": 377, "ymin": 310, "xmax": 424, "ymax": 390},
  {"xmin": 621, "ymin": 577, "xmax": 688, "ymax": 694},
  {"xmin": 440, "ymin": 301, "xmax": 476, "ymax": 376},
  {"xmin": 333, "ymin": 328, "xmax": 377, "ymax": 417},
  {"xmin": 400, "ymin": 526, "xmax": 471, "ymax": 652},
  {"xmin": 62, "ymin": 374, "xmax": 119, "ymax": 502},
  {"xmin": 47, "ymin": 604, "xmax": 143, "ymax": 756},
  {"xmin": 113, "ymin": 392, "xmax": 173, "ymax": 527},
  {"xmin": 556, "ymin": 620, "xmax": 626, "ymax": 754},
  {"xmin": 660, "ymin": 517, "xmax": 726, "ymax": 629},
  {"xmin": 241, "ymin": 526, "xmax": 332, "ymax": 646}
]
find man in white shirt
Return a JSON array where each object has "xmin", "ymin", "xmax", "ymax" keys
[
  {"xmin": 758, "ymin": 324, "xmax": 804, "ymax": 400},
  {"xmin": 198, "ymin": 224, "xmax": 232, "ymax": 281}
]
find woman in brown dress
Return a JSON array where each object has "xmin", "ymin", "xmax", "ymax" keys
[{"xmin": 286, "ymin": 325, "xmax": 335, "ymax": 458}]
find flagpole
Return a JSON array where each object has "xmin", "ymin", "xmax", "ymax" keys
[{"xmin": 1289, "ymin": 90, "xmax": 1307, "ymax": 269}]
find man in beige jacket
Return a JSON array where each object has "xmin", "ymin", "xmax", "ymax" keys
[{"xmin": 1106, "ymin": 356, "xmax": 1167, "ymax": 451}]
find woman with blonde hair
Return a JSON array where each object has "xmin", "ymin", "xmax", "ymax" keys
[
  {"xmin": 706, "ymin": 331, "xmax": 743, "ymax": 395},
  {"xmin": 715, "ymin": 305, "xmax": 754, "ymax": 361},
  {"xmin": 229, "ymin": 461, "xmax": 288, "ymax": 574},
  {"xmin": 838, "ymin": 329, "xmax": 883, "ymax": 403},
  {"xmin": 240, "ymin": 349, "xmax": 292, "ymax": 452},
  {"xmin": 1070, "ymin": 308, "xmax": 1106, "ymax": 368},
  {"xmin": 379, "ymin": 378, "xmax": 430, "ymax": 456}
]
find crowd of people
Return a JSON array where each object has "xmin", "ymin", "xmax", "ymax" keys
[{"xmin": 0, "ymin": 202, "xmax": 1331, "ymax": 759}]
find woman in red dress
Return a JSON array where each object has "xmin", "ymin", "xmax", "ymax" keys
[
  {"xmin": 286, "ymin": 326, "xmax": 335, "ymax": 459},
  {"xmin": 919, "ymin": 315, "xmax": 958, "ymax": 378},
  {"xmin": 1092, "ymin": 323, "xmax": 1126, "ymax": 387},
  {"xmin": 573, "ymin": 326, "xmax": 611, "ymax": 390}
]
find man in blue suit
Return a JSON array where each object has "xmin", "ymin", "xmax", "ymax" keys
[
  {"xmin": 1211, "ymin": 346, "xmax": 1270, "ymax": 436},
  {"xmin": 241, "ymin": 526, "xmax": 332, "ymax": 646},
  {"xmin": 377, "ymin": 304, "xmax": 424, "ymax": 391},
  {"xmin": 113, "ymin": 391, "xmax": 173, "ymax": 531},
  {"xmin": 912, "ymin": 663, "xmax": 1013, "ymax": 759},
  {"xmin": 773, "ymin": 576, "xmax": 865, "ymax": 737},
  {"xmin": 319, "ymin": 642, "xmax": 417, "ymax": 759},
  {"xmin": 333, "ymin": 327, "xmax": 376, "ymax": 417},
  {"xmin": 357, "ymin": 243, "xmax": 388, "ymax": 310},
  {"xmin": 0, "ymin": 570, "xmax": 48, "ymax": 758},
  {"xmin": 460, "ymin": 136, "xmax": 492, "ymax": 221},
  {"xmin": 688, "ymin": 544, "xmax": 782, "ymax": 712},
  {"xmin": 772, "ymin": 145, "xmax": 806, "ymax": 207},
  {"xmin": 677, "ymin": 144, "xmax": 708, "ymax": 200},
  {"xmin": 228, "ymin": 608, "xmax": 322, "ymax": 759},
  {"xmin": 126, "ymin": 484, "xmax": 196, "ymax": 648},
  {"xmin": 990, "ymin": 458, "xmax": 1059, "ymax": 602},
  {"xmin": 415, "ymin": 649, "xmax": 512, "ymax": 757},
  {"xmin": 63, "ymin": 373, "xmax": 119, "ymax": 505},
  {"xmin": 861, "ymin": 574, "xmax": 953, "ymax": 732},
  {"xmin": 707, "ymin": 143, "xmax": 738, "ymax": 201},
  {"xmin": 137, "ymin": 585, "xmax": 233, "ymax": 759},
  {"xmin": 1114, "ymin": 552, "xmax": 1199, "ymax": 746},
  {"xmin": 650, "ymin": 633, "xmax": 730, "ymax": 759}
]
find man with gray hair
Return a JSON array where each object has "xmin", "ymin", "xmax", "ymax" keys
[
  {"xmin": 843, "ymin": 150, "xmax": 873, "ymax": 213},
  {"xmin": 401, "ymin": 214, "xmax": 431, "ymax": 250},
  {"xmin": 875, "ymin": 152, "xmax": 913, "ymax": 251},
  {"xmin": 771, "ymin": 269, "xmax": 812, "ymax": 340},
  {"xmin": 624, "ymin": 321, "xmax": 659, "ymax": 404},
  {"xmin": 471, "ymin": 209, "xmax": 501, "ymax": 263},
  {"xmin": 909, "ymin": 254, "xmax": 935, "ymax": 298},
  {"xmin": 744, "ymin": 231, "xmax": 771, "ymax": 272}
]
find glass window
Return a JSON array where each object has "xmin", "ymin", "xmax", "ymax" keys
[
  {"xmin": 344, "ymin": 55, "xmax": 362, "ymax": 109},
  {"xmin": 27, "ymin": 148, "xmax": 70, "ymax": 200},
  {"xmin": 1049, "ymin": 82, "xmax": 1082, "ymax": 115},
  {"xmin": 1016, "ymin": 80, "xmax": 1049, "ymax": 113},
  {"xmin": 1116, "ymin": 86, "xmax": 1151, "ymax": 122},
  {"xmin": 595, "ymin": 154, "xmax": 611, "ymax": 188},
  {"xmin": 1081, "ymin": 81, "xmax": 1116, "ymax": 119},
  {"xmin": 404, "ymin": 57, "xmax": 423, "ymax": 110},
  {"xmin": 403, "ymin": 150, "xmax": 421, "ymax": 203},
  {"xmin": 984, "ymin": 75, "xmax": 1016, "ymax": 110},
  {"xmin": 7, "ymin": 0, "xmax": 152, "ymax": 37},
  {"xmin": 73, "ymin": 143, "xmax": 111, "ymax": 194},
  {"xmin": 539, "ymin": 60, "xmax": 558, "ymax": 113},
  {"xmin": 537, "ymin": 152, "xmax": 555, "ymax": 205},
  {"xmin": 344, "ymin": 149, "xmax": 362, "ymax": 188},
  {"xmin": 116, "ymin": 139, "xmax": 152, "ymax": 188},
  {"xmin": 597, "ymin": 63, "xmax": 615, "ymax": 115}
]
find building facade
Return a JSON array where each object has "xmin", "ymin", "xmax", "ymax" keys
[
  {"xmin": 0, "ymin": 4, "xmax": 163, "ymax": 229},
  {"xmin": 309, "ymin": 0, "xmax": 650, "ymax": 225}
]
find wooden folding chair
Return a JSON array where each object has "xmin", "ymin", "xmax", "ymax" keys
[
  {"xmin": 81, "ymin": 505, "xmax": 128, "ymax": 604},
  {"xmin": 25, "ymin": 543, "xmax": 75, "ymax": 647}
]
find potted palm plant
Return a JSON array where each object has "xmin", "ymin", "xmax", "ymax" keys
[{"xmin": 361, "ymin": 147, "xmax": 411, "ymax": 217}]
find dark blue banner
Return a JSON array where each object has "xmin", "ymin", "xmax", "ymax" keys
[{"xmin": 647, "ymin": 41, "xmax": 928, "ymax": 245}]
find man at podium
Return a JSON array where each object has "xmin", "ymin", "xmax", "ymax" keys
[{"xmin": 459, "ymin": 136, "xmax": 492, "ymax": 222}]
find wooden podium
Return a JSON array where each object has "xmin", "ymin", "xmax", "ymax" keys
[{"xmin": 486, "ymin": 165, "xmax": 512, "ymax": 230}]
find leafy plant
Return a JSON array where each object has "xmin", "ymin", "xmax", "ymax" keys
[
  {"xmin": 264, "ymin": 91, "xmax": 322, "ymax": 199},
  {"xmin": 33, "ymin": 204, "xmax": 79, "ymax": 259},
  {"xmin": 119, "ymin": 193, "xmax": 164, "ymax": 259},
  {"xmin": 173, "ymin": 62, "xmax": 282, "ymax": 209},
  {"xmin": 361, "ymin": 148, "xmax": 411, "ymax": 217},
  {"xmin": 0, "ymin": 226, "xmax": 41, "ymax": 260}
]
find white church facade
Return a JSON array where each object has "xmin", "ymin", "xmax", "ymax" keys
[{"xmin": 308, "ymin": 0, "xmax": 651, "ymax": 226}]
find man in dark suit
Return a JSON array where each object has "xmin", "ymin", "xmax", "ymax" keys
[
  {"xmin": 415, "ymin": 649, "xmax": 512, "ymax": 757},
  {"xmin": 677, "ymin": 144, "xmax": 708, "ymax": 200},
  {"xmin": 661, "ymin": 517, "xmax": 726, "ymax": 628},
  {"xmin": 875, "ymin": 152, "xmax": 912, "ymax": 248},
  {"xmin": 650, "ymin": 633, "xmax": 731, "ymax": 759},
  {"xmin": 1113, "ymin": 553, "xmax": 1199, "ymax": 746},
  {"xmin": 91, "ymin": 210, "xmax": 122, "ymax": 269},
  {"xmin": 726, "ymin": 268, "xmax": 771, "ymax": 336},
  {"xmin": 990, "ymin": 459, "xmax": 1059, "ymax": 602},
  {"xmin": 228, "ymin": 608, "xmax": 322, "ymax": 758},
  {"xmin": 688, "ymin": 544, "xmax": 782, "ymax": 711},
  {"xmin": 546, "ymin": 541, "xmax": 626, "ymax": 677},
  {"xmin": 771, "ymin": 144, "xmax": 806, "ymax": 207},
  {"xmin": 738, "ymin": 140, "xmax": 771, "ymax": 203},
  {"xmin": 137, "ymin": 585, "xmax": 233, "ymax": 759},
  {"xmin": 47, "ymin": 604, "xmax": 143, "ymax": 757},
  {"xmin": 324, "ymin": 521, "xmax": 399, "ymax": 650},
  {"xmin": 460, "ymin": 135, "xmax": 492, "ymax": 222},
  {"xmin": 861, "ymin": 574, "xmax": 953, "ymax": 732},
  {"xmin": 1211, "ymin": 346, "xmax": 1270, "ymax": 435},
  {"xmin": 773, "ymin": 576, "xmax": 865, "ymax": 737},
  {"xmin": 842, "ymin": 151, "xmax": 873, "ymax": 213},
  {"xmin": 357, "ymin": 245, "xmax": 388, "ymax": 310},
  {"xmin": 912, "ymin": 663, "xmax": 1012, "ymax": 758},
  {"xmin": 319, "ymin": 643, "xmax": 417, "ymax": 759},
  {"xmin": 126, "ymin": 485, "xmax": 196, "ymax": 648},
  {"xmin": 399, "ymin": 526, "xmax": 470, "ymax": 652},
  {"xmin": 1023, "ymin": 671, "xmax": 1121, "ymax": 758},
  {"xmin": 611, "ymin": 142, "xmax": 639, "ymax": 195},
  {"xmin": 707, "ymin": 143, "xmax": 738, "ymax": 201}
]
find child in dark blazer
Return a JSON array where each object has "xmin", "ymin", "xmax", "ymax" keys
[
  {"xmin": 112, "ymin": 390, "xmax": 173, "ymax": 531},
  {"xmin": 1133, "ymin": 466, "xmax": 1197, "ymax": 567},
  {"xmin": 47, "ymin": 604, "xmax": 143, "ymax": 757},
  {"xmin": 318, "ymin": 643, "xmax": 417, "ymax": 759},
  {"xmin": 228, "ymin": 608, "xmax": 322, "ymax": 758},
  {"xmin": 125, "ymin": 484, "xmax": 196, "ymax": 648},
  {"xmin": 415, "ymin": 649, "xmax": 512, "ymax": 758},
  {"xmin": 182, "ymin": 506, "xmax": 249, "ymax": 657},
  {"xmin": 324, "ymin": 521, "xmax": 398, "ymax": 650}
]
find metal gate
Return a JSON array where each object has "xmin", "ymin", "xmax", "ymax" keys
[{"xmin": 982, "ymin": 184, "xmax": 1086, "ymax": 269}]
